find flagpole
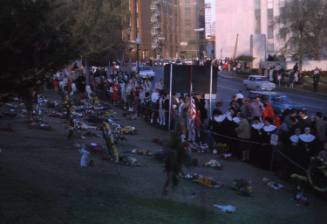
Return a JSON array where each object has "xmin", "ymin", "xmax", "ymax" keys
[
  {"xmin": 190, "ymin": 65, "xmax": 193, "ymax": 96},
  {"xmin": 168, "ymin": 64, "xmax": 173, "ymax": 131},
  {"xmin": 209, "ymin": 64, "xmax": 213, "ymax": 119}
]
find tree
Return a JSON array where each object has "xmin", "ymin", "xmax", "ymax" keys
[
  {"xmin": 0, "ymin": 0, "xmax": 128, "ymax": 100},
  {"xmin": 64, "ymin": 0, "xmax": 129, "ymax": 60},
  {"xmin": 277, "ymin": 0, "xmax": 327, "ymax": 70}
]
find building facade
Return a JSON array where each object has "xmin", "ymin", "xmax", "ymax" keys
[
  {"xmin": 205, "ymin": 0, "xmax": 216, "ymax": 58},
  {"xmin": 178, "ymin": 0, "xmax": 205, "ymax": 59},
  {"xmin": 215, "ymin": 0, "xmax": 286, "ymax": 67},
  {"xmin": 126, "ymin": 0, "xmax": 208, "ymax": 60},
  {"xmin": 205, "ymin": 0, "xmax": 216, "ymax": 39},
  {"xmin": 126, "ymin": 0, "xmax": 152, "ymax": 60},
  {"xmin": 151, "ymin": 0, "xmax": 179, "ymax": 59},
  {"xmin": 126, "ymin": 0, "xmax": 179, "ymax": 60}
]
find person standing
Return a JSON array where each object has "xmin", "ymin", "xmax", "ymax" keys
[
  {"xmin": 314, "ymin": 112, "xmax": 326, "ymax": 148},
  {"xmin": 162, "ymin": 134, "xmax": 187, "ymax": 195},
  {"xmin": 235, "ymin": 113, "xmax": 251, "ymax": 161},
  {"xmin": 111, "ymin": 81, "xmax": 120, "ymax": 105},
  {"xmin": 158, "ymin": 92, "xmax": 166, "ymax": 126},
  {"xmin": 186, "ymin": 96, "xmax": 197, "ymax": 143},
  {"xmin": 313, "ymin": 67, "xmax": 320, "ymax": 92},
  {"xmin": 293, "ymin": 63, "xmax": 299, "ymax": 73},
  {"xmin": 250, "ymin": 117, "xmax": 264, "ymax": 166},
  {"xmin": 288, "ymin": 71, "xmax": 295, "ymax": 88},
  {"xmin": 150, "ymin": 89, "xmax": 159, "ymax": 124},
  {"xmin": 102, "ymin": 121, "xmax": 119, "ymax": 163},
  {"xmin": 261, "ymin": 118, "xmax": 277, "ymax": 169},
  {"xmin": 298, "ymin": 127, "xmax": 317, "ymax": 168}
]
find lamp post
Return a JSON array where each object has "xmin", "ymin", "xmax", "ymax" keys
[{"xmin": 135, "ymin": 36, "xmax": 141, "ymax": 73}]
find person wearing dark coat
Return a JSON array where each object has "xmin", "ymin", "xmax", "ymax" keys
[
  {"xmin": 281, "ymin": 128, "xmax": 303, "ymax": 175},
  {"xmin": 210, "ymin": 111, "xmax": 227, "ymax": 145},
  {"xmin": 260, "ymin": 118, "xmax": 277, "ymax": 169},
  {"xmin": 223, "ymin": 110, "xmax": 238, "ymax": 154},
  {"xmin": 297, "ymin": 127, "xmax": 318, "ymax": 169},
  {"xmin": 235, "ymin": 113, "xmax": 251, "ymax": 161},
  {"xmin": 314, "ymin": 112, "xmax": 326, "ymax": 148},
  {"xmin": 298, "ymin": 110, "xmax": 313, "ymax": 132},
  {"xmin": 198, "ymin": 96, "xmax": 207, "ymax": 123},
  {"xmin": 250, "ymin": 117, "xmax": 265, "ymax": 166}
]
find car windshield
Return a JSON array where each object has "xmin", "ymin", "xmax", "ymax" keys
[{"xmin": 253, "ymin": 77, "xmax": 266, "ymax": 81}]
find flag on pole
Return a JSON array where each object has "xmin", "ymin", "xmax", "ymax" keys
[
  {"xmin": 187, "ymin": 96, "xmax": 197, "ymax": 143},
  {"xmin": 189, "ymin": 97, "xmax": 197, "ymax": 121}
]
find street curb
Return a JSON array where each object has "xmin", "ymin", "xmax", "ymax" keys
[
  {"xmin": 278, "ymin": 87, "xmax": 327, "ymax": 98},
  {"xmin": 219, "ymin": 72, "xmax": 327, "ymax": 97}
]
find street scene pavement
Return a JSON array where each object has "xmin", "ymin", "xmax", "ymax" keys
[
  {"xmin": 0, "ymin": 87, "xmax": 326, "ymax": 224},
  {"xmin": 217, "ymin": 71, "xmax": 327, "ymax": 114},
  {"xmin": 153, "ymin": 67, "xmax": 327, "ymax": 114}
]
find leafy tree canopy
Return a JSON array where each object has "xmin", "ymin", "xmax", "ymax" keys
[
  {"xmin": 278, "ymin": 0, "xmax": 327, "ymax": 67},
  {"xmin": 0, "ymin": 0, "xmax": 128, "ymax": 97}
]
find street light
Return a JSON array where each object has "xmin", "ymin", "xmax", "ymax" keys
[{"xmin": 135, "ymin": 36, "xmax": 141, "ymax": 73}]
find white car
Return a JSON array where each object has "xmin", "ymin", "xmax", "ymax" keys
[
  {"xmin": 138, "ymin": 66, "xmax": 155, "ymax": 79},
  {"xmin": 243, "ymin": 75, "xmax": 276, "ymax": 91}
]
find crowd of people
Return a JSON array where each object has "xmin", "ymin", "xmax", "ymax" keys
[
  {"xmin": 51, "ymin": 62, "xmax": 327, "ymax": 177},
  {"xmin": 209, "ymin": 96, "xmax": 327, "ymax": 173},
  {"xmin": 263, "ymin": 63, "xmax": 322, "ymax": 92}
]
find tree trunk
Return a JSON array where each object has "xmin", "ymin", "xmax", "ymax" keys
[{"xmin": 298, "ymin": 30, "xmax": 304, "ymax": 74}]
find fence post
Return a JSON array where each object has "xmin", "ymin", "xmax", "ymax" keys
[
  {"xmin": 168, "ymin": 64, "xmax": 173, "ymax": 130},
  {"xmin": 209, "ymin": 64, "xmax": 213, "ymax": 119}
]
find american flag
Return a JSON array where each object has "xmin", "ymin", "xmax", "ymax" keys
[{"xmin": 189, "ymin": 97, "xmax": 197, "ymax": 121}]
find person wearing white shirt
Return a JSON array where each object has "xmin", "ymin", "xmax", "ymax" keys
[
  {"xmin": 85, "ymin": 85, "xmax": 92, "ymax": 100},
  {"xmin": 150, "ymin": 90, "xmax": 159, "ymax": 123}
]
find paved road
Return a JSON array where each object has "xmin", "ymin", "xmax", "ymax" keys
[
  {"xmin": 152, "ymin": 66, "xmax": 327, "ymax": 115},
  {"xmin": 218, "ymin": 72, "xmax": 327, "ymax": 114}
]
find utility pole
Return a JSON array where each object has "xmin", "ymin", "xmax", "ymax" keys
[{"xmin": 232, "ymin": 33, "xmax": 239, "ymax": 59}]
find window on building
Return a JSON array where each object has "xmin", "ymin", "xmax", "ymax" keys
[
  {"xmin": 267, "ymin": 8, "xmax": 274, "ymax": 17},
  {"xmin": 255, "ymin": 0, "xmax": 261, "ymax": 9},
  {"xmin": 267, "ymin": 8, "xmax": 274, "ymax": 21},
  {"xmin": 267, "ymin": 24, "xmax": 274, "ymax": 39},
  {"xmin": 255, "ymin": 9, "xmax": 261, "ymax": 34},
  {"xmin": 267, "ymin": 0, "xmax": 274, "ymax": 9}
]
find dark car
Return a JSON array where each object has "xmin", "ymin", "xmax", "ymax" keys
[{"xmin": 248, "ymin": 91, "xmax": 305, "ymax": 114}]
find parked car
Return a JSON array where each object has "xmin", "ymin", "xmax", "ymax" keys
[
  {"xmin": 248, "ymin": 91, "xmax": 305, "ymax": 114},
  {"xmin": 183, "ymin": 60, "xmax": 193, "ymax": 65},
  {"xmin": 130, "ymin": 63, "xmax": 138, "ymax": 72},
  {"xmin": 243, "ymin": 75, "xmax": 276, "ymax": 91},
  {"xmin": 138, "ymin": 66, "xmax": 155, "ymax": 79}
]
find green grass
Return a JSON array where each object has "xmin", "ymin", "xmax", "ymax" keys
[{"xmin": 1, "ymin": 175, "xmax": 221, "ymax": 224}]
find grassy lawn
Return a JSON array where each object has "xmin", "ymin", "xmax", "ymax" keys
[{"xmin": 1, "ymin": 175, "xmax": 221, "ymax": 224}]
